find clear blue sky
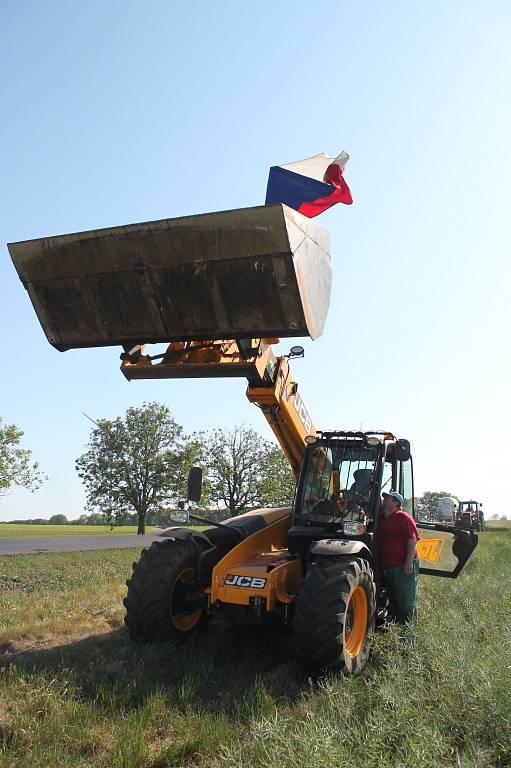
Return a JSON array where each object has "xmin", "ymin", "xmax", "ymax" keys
[{"xmin": 1, "ymin": 1, "xmax": 509, "ymax": 520}]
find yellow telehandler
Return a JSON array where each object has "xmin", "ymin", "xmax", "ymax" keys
[{"xmin": 8, "ymin": 204, "xmax": 478, "ymax": 672}]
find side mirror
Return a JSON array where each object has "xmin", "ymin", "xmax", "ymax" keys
[
  {"xmin": 187, "ymin": 466, "xmax": 203, "ymax": 503},
  {"xmin": 395, "ymin": 439, "xmax": 411, "ymax": 462}
]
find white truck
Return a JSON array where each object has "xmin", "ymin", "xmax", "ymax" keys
[{"xmin": 437, "ymin": 496, "xmax": 458, "ymax": 523}]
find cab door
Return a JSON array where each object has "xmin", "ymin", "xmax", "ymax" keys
[{"xmin": 399, "ymin": 456, "xmax": 478, "ymax": 578}]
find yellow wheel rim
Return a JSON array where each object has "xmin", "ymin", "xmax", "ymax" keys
[
  {"xmin": 344, "ymin": 585, "xmax": 368, "ymax": 657},
  {"xmin": 170, "ymin": 567, "xmax": 202, "ymax": 632}
]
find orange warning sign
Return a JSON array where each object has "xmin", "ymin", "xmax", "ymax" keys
[{"xmin": 417, "ymin": 538, "xmax": 445, "ymax": 564}]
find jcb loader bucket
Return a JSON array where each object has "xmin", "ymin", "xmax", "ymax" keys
[{"xmin": 8, "ymin": 204, "xmax": 331, "ymax": 351}]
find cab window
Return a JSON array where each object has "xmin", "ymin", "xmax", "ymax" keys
[{"xmin": 399, "ymin": 458, "xmax": 414, "ymax": 515}]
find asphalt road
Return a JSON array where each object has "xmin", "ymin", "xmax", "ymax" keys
[{"xmin": 0, "ymin": 533, "xmax": 161, "ymax": 556}]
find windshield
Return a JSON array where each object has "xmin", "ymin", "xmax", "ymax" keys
[{"xmin": 296, "ymin": 438, "xmax": 382, "ymax": 526}]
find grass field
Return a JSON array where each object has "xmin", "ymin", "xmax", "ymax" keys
[
  {"xmin": 0, "ymin": 527, "xmax": 510, "ymax": 767},
  {"xmin": 0, "ymin": 524, "xmax": 154, "ymax": 538}
]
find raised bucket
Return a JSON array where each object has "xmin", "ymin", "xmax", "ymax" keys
[{"xmin": 9, "ymin": 204, "xmax": 331, "ymax": 351}]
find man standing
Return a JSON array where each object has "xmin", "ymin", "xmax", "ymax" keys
[{"xmin": 378, "ymin": 491, "xmax": 420, "ymax": 622}]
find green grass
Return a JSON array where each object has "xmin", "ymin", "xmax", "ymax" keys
[
  {"xmin": 0, "ymin": 524, "xmax": 207, "ymax": 538},
  {"xmin": 0, "ymin": 530, "xmax": 510, "ymax": 767},
  {"xmin": 485, "ymin": 519, "xmax": 511, "ymax": 529},
  {"xmin": 0, "ymin": 524, "xmax": 154, "ymax": 538}
]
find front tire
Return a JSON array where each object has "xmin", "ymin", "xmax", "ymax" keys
[
  {"xmin": 293, "ymin": 556, "xmax": 375, "ymax": 673},
  {"xmin": 124, "ymin": 538, "xmax": 207, "ymax": 642}
]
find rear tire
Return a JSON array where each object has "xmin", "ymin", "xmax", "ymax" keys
[
  {"xmin": 124, "ymin": 538, "xmax": 207, "ymax": 642},
  {"xmin": 292, "ymin": 556, "xmax": 375, "ymax": 673}
]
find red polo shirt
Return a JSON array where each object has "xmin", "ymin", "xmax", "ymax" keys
[{"xmin": 378, "ymin": 508, "xmax": 420, "ymax": 569}]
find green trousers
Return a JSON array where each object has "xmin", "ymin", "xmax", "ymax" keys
[{"xmin": 382, "ymin": 558, "xmax": 419, "ymax": 623}]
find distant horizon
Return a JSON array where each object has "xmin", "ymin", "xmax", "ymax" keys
[{"xmin": 1, "ymin": 504, "xmax": 507, "ymax": 524}]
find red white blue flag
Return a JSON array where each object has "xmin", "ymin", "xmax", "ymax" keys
[{"xmin": 265, "ymin": 151, "xmax": 353, "ymax": 218}]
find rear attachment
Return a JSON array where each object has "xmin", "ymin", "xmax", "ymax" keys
[{"xmin": 9, "ymin": 204, "xmax": 331, "ymax": 350}]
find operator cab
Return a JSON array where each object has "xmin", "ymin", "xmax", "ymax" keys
[
  {"xmin": 287, "ymin": 430, "xmax": 477, "ymax": 579},
  {"xmin": 288, "ymin": 431, "xmax": 412, "ymax": 556}
]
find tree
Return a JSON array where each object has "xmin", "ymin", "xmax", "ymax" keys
[
  {"xmin": 0, "ymin": 417, "xmax": 45, "ymax": 496},
  {"xmin": 258, "ymin": 445, "xmax": 296, "ymax": 507},
  {"xmin": 76, "ymin": 403, "xmax": 201, "ymax": 534},
  {"xmin": 48, "ymin": 514, "xmax": 68, "ymax": 525},
  {"xmin": 72, "ymin": 512, "xmax": 108, "ymax": 526},
  {"xmin": 415, "ymin": 491, "xmax": 458, "ymax": 521},
  {"xmin": 204, "ymin": 425, "xmax": 295, "ymax": 515}
]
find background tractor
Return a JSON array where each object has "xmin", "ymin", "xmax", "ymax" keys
[{"xmin": 456, "ymin": 500, "xmax": 485, "ymax": 532}]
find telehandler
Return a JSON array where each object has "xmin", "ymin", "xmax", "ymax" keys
[{"xmin": 8, "ymin": 203, "xmax": 478, "ymax": 672}]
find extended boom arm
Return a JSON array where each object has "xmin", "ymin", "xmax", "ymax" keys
[
  {"xmin": 8, "ymin": 204, "xmax": 327, "ymax": 476},
  {"xmin": 121, "ymin": 337, "xmax": 315, "ymax": 477}
]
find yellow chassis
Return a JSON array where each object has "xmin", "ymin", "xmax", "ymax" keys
[{"xmin": 205, "ymin": 508, "xmax": 302, "ymax": 613}]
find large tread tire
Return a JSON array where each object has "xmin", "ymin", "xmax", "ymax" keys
[
  {"xmin": 292, "ymin": 556, "xmax": 376, "ymax": 674},
  {"xmin": 124, "ymin": 538, "xmax": 207, "ymax": 642}
]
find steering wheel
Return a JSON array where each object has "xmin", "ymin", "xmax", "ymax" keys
[{"xmin": 330, "ymin": 489, "xmax": 351, "ymax": 518}]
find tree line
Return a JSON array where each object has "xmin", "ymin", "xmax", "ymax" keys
[
  {"xmin": 1, "ymin": 405, "xmax": 295, "ymax": 534},
  {"xmin": 2, "ymin": 410, "xmax": 502, "ymax": 534}
]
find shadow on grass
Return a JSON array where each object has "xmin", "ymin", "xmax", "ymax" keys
[{"xmin": 0, "ymin": 618, "xmax": 307, "ymax": 717}]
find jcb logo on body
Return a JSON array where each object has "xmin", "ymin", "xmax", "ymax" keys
[
  {"xmin": 224, "ymin": 574, "xmax": 266, "ymax": 589},
  {"xmin": 293, "ymin": 393, "xmax": 312, "ymax": 435}
]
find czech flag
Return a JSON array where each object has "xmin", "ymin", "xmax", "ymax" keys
[{"xmin": 265, "ymin": 151, "xmax": 353, "ymax": 218}]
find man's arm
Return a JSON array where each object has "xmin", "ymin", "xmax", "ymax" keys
[{"xmin": 403, "ymin": 538, "xmax": 417, "ymax": 575}]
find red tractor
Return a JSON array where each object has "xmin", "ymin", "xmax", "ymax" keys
[{"xmin": 456, "ymin": 501, "xmax": 485, "ymax": 532}]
